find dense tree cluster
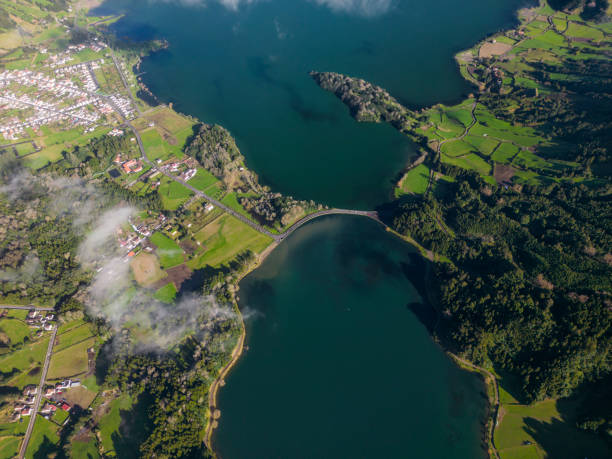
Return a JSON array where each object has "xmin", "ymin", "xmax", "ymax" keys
[{"xmin": 390, "ymin": 172, "xmax": 611, "ymax": 402}]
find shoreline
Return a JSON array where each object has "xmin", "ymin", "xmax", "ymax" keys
[
  {"xmin": 203, "ymin": 241, "xmax": 279, "ymax": 452},
  {"xmin": 86, "ymin": 1, "xmax": 530, "ymax": 456}
]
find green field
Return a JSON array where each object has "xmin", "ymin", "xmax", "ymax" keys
[
  {"xmin": 157, "ymin": 178, "xmax": 194, "ymax": 210},
  {"xmin": 47, "ymin": 337, "xmax": 97, "ymax": 380},
  {"xmin": 0, "ymin": 336, "xmax": 49, "ymax": 389},
  {"xmin": 496, "ymin": 398, "xmax": 610, "ymax": 459},
  {"xmin": 69, "ymin": 437, "xmax": 100, "ymax": 459},
  {"xmin": 190, "ymin": 214, "xmax": 273, "ymax": 268},
  {"xmin": 441, "ymin": 152, "xmax": 492, "ymax": 176},
  {"xmin": 189, "ymin": 169, "xmax": 219, "ymax": 191},
  {"xmin": 440, "ymin": 139, "xmax": 474, "ymax": 157},
  {"xmin": 221, "ymin": 192, "xmax": 253, "ymax": 219},
  {"xmin": 491, "ymin": 143, "xmax": 519, "ymax": 164},
  {"xmin": 53, "ymin": 408, "xmax": 69, "ymax": 425},
  {"xmin": 54, "ymin": 322, "xmax": 95, "ymax": 352},
  {"xmin": 25, "ymin": 416, "xmax": 59, "ymax": 459},
  {"xmin": 0, "ymin": 435, "xmax": 21, "ymax": 459},
  {"xmin": 0, "ymin": 317, "xmax": 31, "ymax": 346},
  {"xmin": 150, "ymin": 232, "xmax": 185, "ymax": 268},
  {"xmin": 153, "ymin": 282, "xmax": 177, "ymax": 303},
  {"xmin": 397, "ymin": 164, "xmax": 430, "ymax": 195},
  {"xmin": 98, "ymin": 394, "xmax": 133, "ymax": 456}
]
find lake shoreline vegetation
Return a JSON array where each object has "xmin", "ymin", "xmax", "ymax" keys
[
  {"xmin": 0, "ymin": 0, "xmax": 609, "ymax": 458},
  {"xmin": 313, "ymin": 1, "xmax": 611, "ymax": 457}
]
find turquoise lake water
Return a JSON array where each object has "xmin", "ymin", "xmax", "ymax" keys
[{"xmin": 94, "ymin": 0, "xmax": 526, "ymax": 456}]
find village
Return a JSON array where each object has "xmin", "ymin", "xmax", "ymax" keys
[
  {"xmin": 10, "ymin": 379, "xmax": 81, "ymax": 423},
  {"xmin": 0, "ymin": 40, "xmax": 135, "ymax": 141}
]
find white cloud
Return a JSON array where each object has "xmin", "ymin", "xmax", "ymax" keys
[
  {"xmin": 312, "ymin": 0, "xmax": 393, "ymax": 17},
  {"xmin": 153, "ymin": 0, "xmax": 393, "ymax": 16}
]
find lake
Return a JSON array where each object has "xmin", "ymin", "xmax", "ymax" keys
[
  {"xmin": 215, "ymin": 216, "xmax": 487, "ymax": 458},
  {"xmin": 93, "ymin": 0, "xmax": 526, "ymax": 456},
  {"xmin": 97, "ymin": 0, "xmax": 523, "ymax": 209}
]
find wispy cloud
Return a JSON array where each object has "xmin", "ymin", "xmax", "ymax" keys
[
  {"xmin": 152, "ymin": 0, "xmax": 393, "ymax": 17},
  {"xmin": 312, "ymin": 0, "xmax": 393, "ymax": 17}
]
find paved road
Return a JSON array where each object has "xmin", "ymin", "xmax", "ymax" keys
[
  {"xmin": 109, "ymin": 49, "xmax": 143, "ymax": 117},
  {"xmin": 0, "ymin": 94, "xmax": 98, "ymax": 124},
  {"xmin": 0, "ymin": 305, "xmax": 54, "ymax": 311},
  {"xmin": 18, "ymin": 324, "xmax": 57, "ymax": 459},
  {"xmin": 278, "ymin": 209, "xmax": 381, "ymax": 241}
]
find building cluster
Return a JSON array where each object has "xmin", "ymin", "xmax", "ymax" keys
[
  {"xmin": 159, "ymin": 157, "xmax": 199, "ymax": 182},
  {"xmin": 9, "ymin": 380, "xmax": 81, "ymax": 422},
  {"xmin": 25, "ymin": 310, "xmax": 55, "ymax": 331},
  {"xmin": 48, "ymin": 41, "xmax": 108, "ymax": 69},
  {"xmin": 113, "ymin": 153, "xmax": 144, "ymax": 174},
  {"xmin": 55, "ymin": 59, "xmax": 103, "ymax": 92},
  {"xmin": 117, "ymin": 213, "xmax": 167, "ymax": 258},
  {"xmin": 10, "ymin": 385, "xmax": 38, "ymax": 421},
  {"xmin": 129, "ymin": 213, "xmax": 167, "ymax": 238},
  {"xmin": 108, "ymin": 128, "xmax": 124, "ymax": 136},
  {"xmin": 117, "ymin": 226, "xmax": 145, "ymax": 254},
  {"xmin": 0, "ymin": 48, "xmax": 134, "ymax": 140}
]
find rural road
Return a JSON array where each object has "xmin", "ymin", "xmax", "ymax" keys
[
  {"xmin": 0, "ymin": 305, "xmax": 54, "ymax": 311},
  {"xmin": 18, "ymin": 324, "xmax": 57, "ymax": 459}
]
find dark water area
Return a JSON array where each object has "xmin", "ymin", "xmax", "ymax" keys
[
  {"xmin": 96, "ymin": 0, "xmax": 523, "ymax": 209},
  {"xmin": 89, "ymin": 1, "xmax": 529, "ymax": 456},
  {"xmin": 214, "ymin": 216, "xmax": 487, "ymax": 458}
]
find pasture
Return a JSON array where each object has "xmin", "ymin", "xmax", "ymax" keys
[
  {"xmin": 396, "ymin": 164, "xmax": 430, "ymax": 195},
  {"xmin": 150, "ymin": 232, "xmax": 185, "ymax": 268},
  {"xmin": 25, "ymin": 417, "xmax": 59, "ymax": 459},
  {"xmin": 153, "ymin": 282, "xmax": 177, "ymax": 303},
  {"xmin": 190, "ymin": 214, "xmax": 273, "ymax": 268},
  {"xmin": 157, "ymin": 177, "xmax": 194, "ymax": 210},
  {"xmin": 47, "ymin": 337, "xmax": 97, "ymax": 380},
  {"xmin": 495, "ymin": 397, "xmax": 610, "ymax": 459},
  {"xmin": 130, "ymin": 252, "xmax": 166, "ymax": 286}
]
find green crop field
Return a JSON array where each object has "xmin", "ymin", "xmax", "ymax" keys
[
  {"xmin": 0, "ymin": 435, "xmax": 20, "ymax": 459},
  {"xmin": 221, "ymin": 192, "xmax": 252, "ymax": 219},
  {"xmin": 150, "ymin": 232, "xmax": 184, "ymax": 268},
  {"xmin": 0, "ymin": 336, "xmax": 49, "ymax": 389},
  {"xmin": 47, "ymin": 337, "xmax": 97, "ymax": 380},
  {"xmin": 190, "ymin": 214, "xmax": 273, "ymax": 268},
  {"xmin": 153, "ymin": 282, "xmax": 177, "ymax": 303},
  {"xmin": 69, "ymin": 437, "xmax": 100, "ymax": 459},
  {"xmin": 496, "ymin": 398, "xmax": 610, "ymax": 459},
  {"xmin": 189, "ymin": 169, "xmax": 219, "ymax": 191},
  {"xmin": 140, "ymin": 129, "xmax": 167, "ymax": 161},
  {"xmin": 25, "ymin": 416, "xmax": 59, "ymax": 459},
  {"xmin": 464, "ymin": 135, "xmax": 499, "ymax": 156},
  {"xmin": 440, "ymin": 140, "xmax": 474, "ymax": 157},
  {"xmin": 566, "ymin": 23, "xmax": 604, "ymax": 41},
  {"xmin": 98, "ymin": 394, "xmax": 133, "ymax": 456},
  {"xmin": 0, "ymin": 318, "xmax": 31, "ymax": 346},
  {"xmin": 441, "ymin": 152, "xmax": 492, "ymax": 177},
  {"xmin": 15, "ymin": 142, "xmax": 35, "ymax": 156},
  {"xmin": 157, "ymin": 178, "xmax": 194, "ymax": 210},
  {"xmin": 53, "ymin": 408, "xmax": 69, "ymax": 425},
  {"xmin": 397, "ymin": 164, "xmax": 430, "ymax": 195},
  {"xmin": 54, "ymin": 323, "xmax": 95, "ymax": 352}
]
